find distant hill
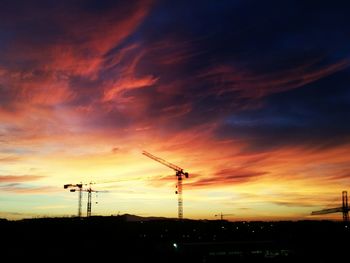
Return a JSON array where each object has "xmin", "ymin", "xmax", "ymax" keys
[{"xmin": 118, "ymin": 213, "xmax": 178, "ymax": 222}]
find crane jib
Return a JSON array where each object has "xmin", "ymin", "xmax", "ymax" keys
[{"xmin": 142, "ymin": 150, "xmax": 189, "ymax": 220}]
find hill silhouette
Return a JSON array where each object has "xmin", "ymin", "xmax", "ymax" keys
[
  {"xmin": 1, "ymin": 216, "xmax": 349, "ymax": 262},
  {"xmin": 117, "ymin": 213, "xmax": 178, "ymax": 222}
]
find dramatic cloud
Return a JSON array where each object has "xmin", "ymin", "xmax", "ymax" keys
[
  {"xmin": 1, "ymin": 0, "xmax": 350, "ymax": 220},
  {"xmin": 189, "ymin": 169, "xmax": 267, "ymax": 187},
  {"xmin": 216, "ymin": 69, "xmax": 350, "ymax": 152},
  {"xmin": 0, "ymin": 0, "xmax": 155, "ymax": 143}
]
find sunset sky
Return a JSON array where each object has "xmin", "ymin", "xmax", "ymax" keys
[{"xmin": 1, "ymin": 0, "xmax": 350, "ymax": 221}]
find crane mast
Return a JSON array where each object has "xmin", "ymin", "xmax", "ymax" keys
[
  {"xmin": 174, "ymin": 170, "xmax": 185, "ymax": 219},
  {"xmin": 87, "ymin": 187, "xmax": 92, "ymax": 217},
  {"xmin": 215, "ymin": 213, "xmax": 235, "ymax": 221},
  {"xmin": 86, "ymin": 182, "xmax": 101, "ymax": 217},
  {"xmin": 311, "ymin": 191, "xmax": 349, "ymax": 222},
  {"xmin": 64, "ymin": 183, "xmax": 83, "ymax": 217},
  {"xmin": 64, "ymin": 182, "xmax": 105, "ymax": 217},
  {"xmin": 142, "ymin": 151, "xmax": 189, "ymax": 220}
]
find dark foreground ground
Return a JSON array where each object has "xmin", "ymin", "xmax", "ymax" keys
[{"xmin": 1, "ymin": 216, "xmax": 349, "ymax": 262}]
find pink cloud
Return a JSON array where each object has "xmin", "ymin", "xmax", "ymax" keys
[
  {"xmin": 199, "ymin": 59, "xmax": 350, "ymax": 99},
  {"xmin": 0, "ymin": 0, "xmax": 155, "ymax": 117}
]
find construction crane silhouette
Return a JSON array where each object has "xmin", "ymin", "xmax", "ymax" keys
[
  {"xmin": 311, "ymin": 191, "xmax": 349, "ymax": 222},
  {"xmin": 64, "ymin": 183, "xmax": 83, "ymax": 217},
  {"xmin": 63, "ymin": 175, "xmax": 162, "ymax": 218},
  {"xmin": 215, "ymin": 213, "xmax": 235, "ymax": 221},
  {"xmin": 64, "ymin": 182, "xmax": 107, "ymax": 217},
  {"xmin": 142, "ymin": 150, "xmax": 189, "ymax": 220}
]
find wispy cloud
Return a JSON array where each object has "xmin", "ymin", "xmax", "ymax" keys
[
  {"xmin": 0, "ymin": 175, "xmax": 45, "ymax": 183},
  {"xmin": 199, "ymin": 59, "xmax": 350, "ymax": 99},
  {"xmin": 189, "ymin": 168, "xmax": 267, "ymax": 188},
  {"xmin": 0, "ymin": 183, "xmax": 59, "ymax": 194},
  {"xmin": 0, "ymin": 156, "xmax": 21, "ymax": 163}
]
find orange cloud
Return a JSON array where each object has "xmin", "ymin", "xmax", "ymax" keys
[
  {"xmin": 0, "ymin": 156, "xmax": 21, "ymax": 163},
  {"xmin": 103, "ymin": 75, "xmax": 159, "ymax": 102},
  {"xmin": 0, "ymin": 175, "xmax": 45, "ymax": 183},
  {"xmin": 0, "ymin": 184, "xmax": 59, "ymax": 194},
  {"xmin": 189, "ymin": 168, "xmax": 268, "ymax": 187}
]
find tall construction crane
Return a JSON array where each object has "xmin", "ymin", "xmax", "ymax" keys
[
  {"xmin": 64, "ymin": 183, "xmax": 83, "ymax": 217},
  {"xmin": 64, "ymin": 182, "xmax": 107, "ymax": 217},
  {"xmin": 311, "ymin": 191, "xmax": 349, "ymax": 222},
  {"xmin": 142, "ymin": 151, "xmax": 189, "ymax": 220},
  {"xmin": 86, "ymin": 182, "xmax": 103, "ymax": 217},
  {"xmin": 215, "ymin": 213, "xmax": 235, "ymax": 221}
]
